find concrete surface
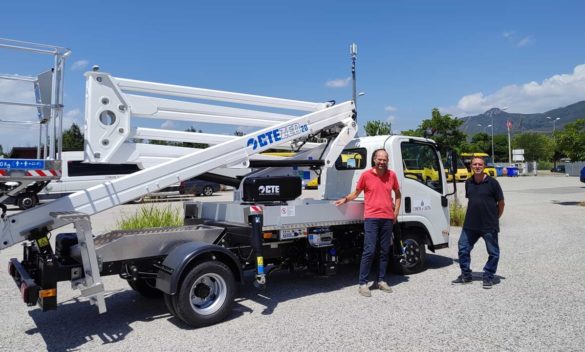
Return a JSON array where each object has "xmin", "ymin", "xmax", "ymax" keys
[{"xmin": 0, "ymin": 175, "xmax": 584, "ymax": 352}]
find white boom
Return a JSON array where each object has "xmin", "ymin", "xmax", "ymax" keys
[{"xmin": 0, "ymin": 72, "xmax": 356, "ymax": 250}]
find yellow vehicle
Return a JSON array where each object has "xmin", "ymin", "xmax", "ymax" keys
[
  {"xmin": 261, "ymin": 151, "xmax": 320, "ymax": 189},
  {"xmin": 460, "ymin": 152, "xmax": 497, "ymax": 177},
  {"xmin": 444, "ymin": 158, "xmax": 469, "ymax": 182}
]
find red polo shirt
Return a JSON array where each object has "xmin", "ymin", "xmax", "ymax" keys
[{"xmin": 356, "ymin": 168, "xmax": 400, "ymax": 219}]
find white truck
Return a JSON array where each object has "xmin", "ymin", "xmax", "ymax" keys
[{"xmin": 1, "ymin": 40, "xmax": 455, "ymax": 328}]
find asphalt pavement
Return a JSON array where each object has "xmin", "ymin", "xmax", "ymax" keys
[{"xmin": 0, "ymin": 175, "xmax": 584, "ymax": 352}]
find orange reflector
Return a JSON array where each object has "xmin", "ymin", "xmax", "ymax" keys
[
  {"xmin": 39, "ymin": 288, "xmax": 57, "ymax": 298},
  {"xmin": 263, "ymin": 232, "xmax": 273, "ymax": 239}
]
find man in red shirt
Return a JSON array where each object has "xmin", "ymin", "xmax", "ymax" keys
[{"xmin": 335, "ymin": 149, "xmax": 402, "ymax": 297}]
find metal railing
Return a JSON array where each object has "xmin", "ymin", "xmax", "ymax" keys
[{"xmin": 0, "ymin": 38, "xmax": 71, "ymax": 160}]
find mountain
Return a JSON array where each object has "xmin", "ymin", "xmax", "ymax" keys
[{"xmin": 459, "ymin": 101, "xmax": 585, "ymax": 136}]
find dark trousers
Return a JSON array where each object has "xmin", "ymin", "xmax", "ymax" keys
[
  {"xmin": 458, "ymin": 228, "xmax": 500, "ymax": 279},
  {"xmin": 359, "ymin": 218, "xmax": 393, "ymax": 285}
]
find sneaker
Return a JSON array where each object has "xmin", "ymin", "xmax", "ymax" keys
[
  {"xmin": 482, "ymin": 277, "xmax": 493, "ymax": 289},
  {"xmin": 358, "ymin": 284, "xmax": 372, "ymax": 297},
  {"xmin": 377, "ymin": 281, "xmax": 393, "ymax": 293},
  {"xmin": 452, "ymin": 275, "xmax": 472, "ymax": 284}
]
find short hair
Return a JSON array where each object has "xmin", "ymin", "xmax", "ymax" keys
[{"xmin": 471, "ymin": 156, "xmax": 485, "ymax": 165}]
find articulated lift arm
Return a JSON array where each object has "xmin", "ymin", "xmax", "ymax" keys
[{"xmin": 0, "ymin": 72, "xmax": 356, "ymax": 250}]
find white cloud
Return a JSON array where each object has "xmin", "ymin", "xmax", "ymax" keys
[
  {"xmin": 443, "ymin": 63, "xmax": 585, "ymax": 116},
  {"xmin": 384, "ymin": 105, "xmax": 397, "ymax": 112},
  {"xmin": 502, "ymin": 31, "xmax": 534, "ymax": 47},
  {"xmin": 325, "ymin": 77, "xmax": 351, "ymax": 88},
  {"xmin": 71, "ymin": 60, "xmax": 89, "ymax": 71},
  {"xmin": 0, "ymin": 79, "xmax": 40, "ymax": 152}
]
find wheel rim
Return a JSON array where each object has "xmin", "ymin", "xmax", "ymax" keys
[
  {"xmin": 203, "ymin": 186, "xmax": 213, "ymax": 196},
  {"xmin": 20, "ymin": 196, "xmax": 34, "ymax": 208},
  {"xmin": 402, "ymin": 239, "xmax": 421, "ymax": 269},
  {"xmin": 189, "ymin": 273, "xmax": 227, "ymax": 316}
]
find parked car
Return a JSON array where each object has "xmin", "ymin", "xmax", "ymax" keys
[
  {"xmin": 551, "ymin": 165, "xmax": 566, "ymax": 173},
  {"xmin": 179, "ymin": 179, "xmax": 221, "ymax": 196},
  {"xmin": 580, "ymin": 166, "xmax": 585, "ymax": 183}
]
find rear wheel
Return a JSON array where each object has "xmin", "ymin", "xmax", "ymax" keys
[
  {"xmin": 202, "ymin": 186, "xmax": 214, "ymax": 196},
  {"xmin": 17, "ymin": 192, "xmax": 38, "ymax": 210},
  {"xmin": 172, "ymin": 261, "xmax": 235, "ymax": 328}
]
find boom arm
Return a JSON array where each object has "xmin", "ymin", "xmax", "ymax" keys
[{"xmin": 1, "ymin": 72, "xmax": 356, "ymax": 249}]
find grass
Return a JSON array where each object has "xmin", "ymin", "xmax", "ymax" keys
[
  {"xmin": 450, "ymin": 201, "xmax": 466, "ymax": 226},
  {"xmin": 117, "ymin": 204, "xmax": 183, "ymax": 230}
]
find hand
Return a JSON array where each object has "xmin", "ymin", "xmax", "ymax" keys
[{"xmin": 334, "ymin": 197, "xmax": 347, "ymax": 206}]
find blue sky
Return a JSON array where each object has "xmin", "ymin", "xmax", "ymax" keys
[{"xmin": 2, "ymin": 0, "xmax": 585, "ymax": 151}]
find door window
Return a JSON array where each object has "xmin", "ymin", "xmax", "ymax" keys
[{"xmin": 401, "ymin": 142, "xmax": 443, "ymax": 193}]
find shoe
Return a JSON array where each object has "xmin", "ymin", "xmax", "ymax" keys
[
  {"xmin": 452, "ymin": 275, "xmax": 472, "ymax": 284},
  {"xmin": 483, "ymin": 277, "xmax": 493, "ymax": 289},
  {"xmin": 377, "ymin": 281, "xmax": 393, "ymax": 293},
  {"xmin": 358, "ymin": 284, "xmax": 372, "ymax": 297}
]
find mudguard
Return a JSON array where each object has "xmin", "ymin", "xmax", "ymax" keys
[{"xmin": 155, "ymin": 241, "xmax": 243, "ymax": 295}]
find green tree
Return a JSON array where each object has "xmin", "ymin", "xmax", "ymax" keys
[
  {"xmin": 364, "ymin": 120, "xmax": 391, "ymax": 136},
  {"xmin": 62, "ymin": 123, "xmax": 84, "ymax": 151},
  {"xmin": 0, "ymin": 144, "xmax": 4, "ymax": 157},
  {"xmin": 469, "ymin": 132, "xmax": 491, "ymax": 154},
  {"xmin": 404, "ymin": 108, "xmax": 466, "ymax": 156},
  {"xmin": 182, "ymin": 126, "xmax": 209, "ymax": 149},
  {"xmin": 556, "ymin": 118, "xmax": 585, "ymax": 161},
  {"xmin": 512, "ymin": 133, "xmax": 554, "ymax": 162}
]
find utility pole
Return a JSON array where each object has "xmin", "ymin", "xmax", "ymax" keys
[{"xmin": 350, "ymin": 43, "xmax": 357, "ymax": 115}]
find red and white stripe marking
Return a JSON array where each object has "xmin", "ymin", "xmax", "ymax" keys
[
  {"xmin": 0, "ymin": 169, "xmax": 60, "ymax": 177},
  {"xmin": 249, "ymin": 205, "xmax": 263, "ymax": 214}
]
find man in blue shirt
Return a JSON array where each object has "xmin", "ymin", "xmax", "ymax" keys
[{"xmin": 452, "ymin": 157, "xmax": 505, "ymax": 289}]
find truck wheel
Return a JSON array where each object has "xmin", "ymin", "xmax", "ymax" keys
[
  {"xmin": 163, "ymin": 293, "xmax": 177, "ymax": 317},
  {"xmin": 202, "ymin": 186, "xmax": 214, "ymax": 196},
  {"xmin": 128, "ymin": 278, "xmax": 163, "ymax": 298},
  {"xmin": 173, "ymin": 261, "xmax": 235, "ymax": 328},
  {"xmin": 393, "ymin": 232, "xmax": 426, "ymax": 275},
  {"xmin": 17, "ymin": 192, "xmax": 38, "ymax": 210}
]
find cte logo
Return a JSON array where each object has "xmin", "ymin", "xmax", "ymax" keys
[
  {"xmin": 247, "ymin": 123, "xmax": 308, "ymax": 150},
  {"xmin": 258, "ymin": 185, "xmax": 280, "ymax": 195}
]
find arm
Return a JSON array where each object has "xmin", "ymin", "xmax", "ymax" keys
[
  {"xmin": 497, "ymin": 199, "xmax": 505, "ymax": 218},
  {"xmin": 335, "ymin": 188, "xmax": 363, "ymax": 206},
  {"xmin": 393, "ymin": 188, "xmax": 402, "ymax": 222}
]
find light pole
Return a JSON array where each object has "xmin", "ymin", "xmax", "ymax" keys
[
  {"xmin": 546, "ymin": 116, "xmax": 560, "ymax": 134},
  {"xmin": 487, "ymin": 107, "xmax": 508, "ymax": 163}
]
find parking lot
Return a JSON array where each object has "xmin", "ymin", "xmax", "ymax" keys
[{"xmin": 0, "ymin": 175, "xmax": 584, "ymax": 351}]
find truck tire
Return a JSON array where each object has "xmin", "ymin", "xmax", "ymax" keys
[
  {"xmin": 164, "ymin": 293, "xmax": 178, "ymax": 317},
  {"xmin": 128, "ymin": 278, "xmax": 163, "ymax": 298},
  {"xmin": 202, "ymin": 186, "xmax": 214, "ymax": 196},
  {"xmin": 173, "ymin": 261, "xmax": 235, "ymax": 328},
  {"xmin": 393, "ymin": 231, "xmax": 426, "ymax": 275},
  {"xmin": 17, "ymin": 192, "xmax": 38, "ymax": 210}
]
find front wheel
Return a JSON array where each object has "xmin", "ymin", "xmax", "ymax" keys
[
  {"xmin": 393, "ymin": 232, "xmax": 426, "ymax": 275},
  {"xmin": 172, "ymin": 261, "xmax": 236, "ymax": 328}
]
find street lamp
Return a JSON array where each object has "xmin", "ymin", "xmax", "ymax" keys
[
  {"xmin": 487, "ymin": 106, "xmax": 508, "ymax": 163},
  {"xmin": 546, "ymin": 116, "xmax": 560, "ymax": 134}
]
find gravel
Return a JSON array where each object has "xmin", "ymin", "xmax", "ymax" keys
[{"xmin": 1, "ymin": 175, "xmax": 584, "ymax": 352}]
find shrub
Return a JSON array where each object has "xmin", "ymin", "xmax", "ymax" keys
[
  {"xmin": 117, "ymin": 204, "xmax": 183, "ymax": 230},
  {"xmin": 450, "ymin": 202, "xmax": 466, "ymax": 226}
]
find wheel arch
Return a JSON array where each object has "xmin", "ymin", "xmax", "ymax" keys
[{"xmin": 156, "ymin": 241, "xmax": 243, "ymax": 295}]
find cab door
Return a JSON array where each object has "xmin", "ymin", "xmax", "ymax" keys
[{"xmin": 390, "ymin": 138, "xmax": 449, "ymax": 247}]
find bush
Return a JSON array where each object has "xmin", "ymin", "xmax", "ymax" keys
[
  {"xmin": 537, "ymin": 161, "xmax": 553, "ymax": 170},
  {"xmin": 117, "ymin": 204, "xmax": 183, "ymax": 230},
  {"xmin": 450, "ymin": 202, "xmax": 466, "ymax": 226}
]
